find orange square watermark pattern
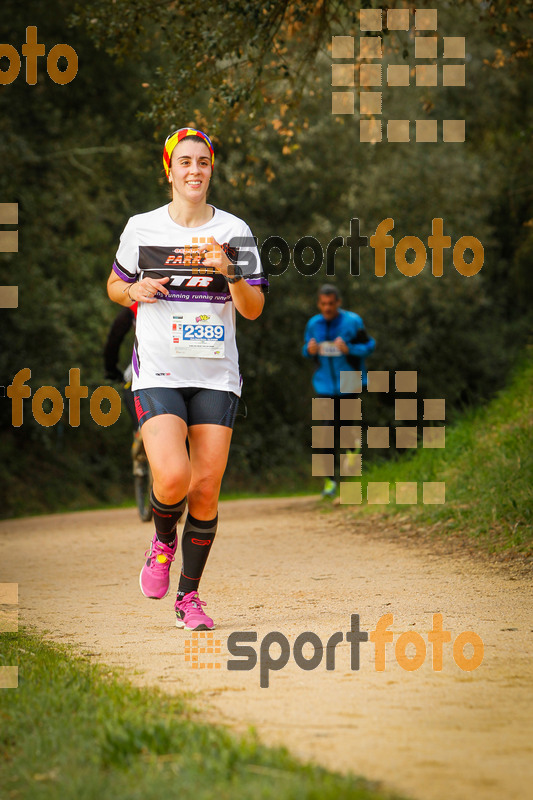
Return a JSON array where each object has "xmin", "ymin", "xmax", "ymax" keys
[
  {"xmin": 184, "ymin": 631, "xmax": 223, "ymax": 669},
  {"xmin": 331, "ymin": 8, "xmax": 466, "ymax": 142},
  {"xmin": 0, "ymin": 202, "xmax": 18, "ymax": 308},
  {"xmin": 0, "ymin": 583, "xmax": 19, "ymax": 689},
  {"xmin": 311, "ymin": 370, "xmax": 445, "ymax": 504}
]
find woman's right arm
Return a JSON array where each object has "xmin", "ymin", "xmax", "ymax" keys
[
  {"xmin": 107, "ymin": 270, "xmax": 135, "ymax": 307},
  {"xmin": 107, "ymin": 270, "xmax": 170, "ymax": 306}
]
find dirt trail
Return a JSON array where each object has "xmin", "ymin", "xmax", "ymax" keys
[{"xmin": 1, "ymin": 497, "xmax": 532, "ymax": 800}]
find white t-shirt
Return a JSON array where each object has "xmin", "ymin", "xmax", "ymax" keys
[{"xmin": 113, "ymin": 204, "xmax": 266, "ymax": 395}]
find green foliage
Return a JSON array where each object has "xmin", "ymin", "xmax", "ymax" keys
[
  {"xmin": 0, "ymin": 0, "xmax": 531, "ymax": 513},
  {"xmin": 354, "ymin": 349, "xmax": 533, "ymax": 553},
  {"xmin": 71, "ymin": 0, "xmax": 332, "ymax": 130},
  {"xmin": 0, "ymin": 0, "xmax": 162, "ymax": 515},
  {"xmin": 0, "ymin": 631, "xmax": 407, "ymax": 799},
  {"xmin": 0, "ymin": 0, "xmax": 161, "ymax": 387}
]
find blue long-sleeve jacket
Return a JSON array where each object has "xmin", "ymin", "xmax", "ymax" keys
[{"xmin": 302, "ymin": 309, "xmax": 376, "ymax": 395}]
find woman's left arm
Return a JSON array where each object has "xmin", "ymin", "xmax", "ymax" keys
[{"xmin": 227, "ymin": 279, "xmax": 264, "ymax": 320}]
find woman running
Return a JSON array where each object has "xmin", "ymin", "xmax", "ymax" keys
[{"xmin": 107, "ymin": 128, "xmax": 266, "ymax": 630}]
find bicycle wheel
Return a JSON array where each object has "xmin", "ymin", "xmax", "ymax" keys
[
  {"xmin": 132, "ymin": 430, "xmax": 153, "ymax": 522},
  {"xmin": 134, "ymin": 465, "xmax": 153, "ymax": 522}
]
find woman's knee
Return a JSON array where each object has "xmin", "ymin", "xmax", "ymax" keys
[
  {"xmin": 152, "ymin": 464, "xmax": 191, "ymax": 502},
  {"xmin": 188, "ymin": 475, "xmax": 221, "ymax": 511}
]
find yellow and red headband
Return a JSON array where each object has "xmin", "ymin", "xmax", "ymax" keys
[{"xmin": 163, "ymin": 128, "xmax": 215, "ymax": 177}]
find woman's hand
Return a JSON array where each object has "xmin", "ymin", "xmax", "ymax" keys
[
  {"xmin": 129, "ymin": 276, "xmax": 170, "ymax": 303},
  {"xmin": 200, "ymin": 236, "xmax": 234, "ymax": 278},
  {"xmin": 199, "ymin": 236, "xmax": 263, "ymax": 319}
]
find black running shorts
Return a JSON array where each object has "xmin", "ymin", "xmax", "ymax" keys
[{"xmin": 134, "ymin": 386, "xmax": 239, "ymax": 429}]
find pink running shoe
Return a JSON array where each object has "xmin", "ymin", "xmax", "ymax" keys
[
  {"xmin": 139, "ymin": 535, "xmax": 177, "ymax": 599},
  {"xmin": 175, "ymin": 591, "xmax": 214, "ymax": 631}
]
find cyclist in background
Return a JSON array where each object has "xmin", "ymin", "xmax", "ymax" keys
[
  {"xmin": 303, "ymin": 284, "xmax": 375, "ymax": 497},
  {"xmin": 103, "ymin": 302, "xmax": 144, "ymax": 455}
]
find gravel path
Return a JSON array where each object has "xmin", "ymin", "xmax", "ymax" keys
[{"xmin": 1, "ymin": 497, "xmax": 531, "ymax": 800}]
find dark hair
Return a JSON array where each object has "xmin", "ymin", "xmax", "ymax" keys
[
  {"xmin": 318, "ymin": 284, "xmax": 340, "ymax": 299},
  {"xmin": 167, "ymin": 135, "xmax": 213, "ymax": 198}
]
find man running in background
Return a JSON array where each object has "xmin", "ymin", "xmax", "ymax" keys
[{"xmin": 302, "ymin": 284, "xmax": 376, "ymax": 497}]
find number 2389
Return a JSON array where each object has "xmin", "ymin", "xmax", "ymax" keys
[{"xmin": 184, "ymin": 324, "xmax": 224, "ymax": 340}]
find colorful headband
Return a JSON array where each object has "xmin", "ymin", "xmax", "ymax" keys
[{"xmin": 163, "ymin": 128, "xmax": 215, "ymax": 177}]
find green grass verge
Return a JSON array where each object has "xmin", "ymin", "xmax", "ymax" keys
[
  {"xmin": 351, "ymin": 350, "xmax": 533, "ymax": 554},
  {"xmin": 0, "ymin": 631, "xmax": 407, "ymax": 800}
]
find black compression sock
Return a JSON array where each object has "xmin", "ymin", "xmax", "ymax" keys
[
  {"xmin": 177, "ymin": 512, "xmax": 218, "ymax": 597},
  {"xmin": 151, "ymin": 491, "xmax": 187, "ymax": 546}
]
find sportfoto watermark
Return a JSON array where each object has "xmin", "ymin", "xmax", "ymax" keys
[
  {"xmin": 0, "ymin": 26, "xmax": 78, "ymax": 85},
  {"xmin": 6, "ymin": 368, "xmax": 121, "ymax": 427},
  {"xmin": 231, "ymin": 217, "xmax": 483, "ymax": 279},
  {"xmin": 225, "ymin": 614, "xmax": 484, "ymax": 688}
]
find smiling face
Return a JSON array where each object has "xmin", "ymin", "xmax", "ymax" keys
[
  {"xmin": 168, "ymin": 137, "xmax": 212, "ymax": 203},
  {"xmin": 317, "ymin": 292, "xmax": 341, "ymax": 321}
]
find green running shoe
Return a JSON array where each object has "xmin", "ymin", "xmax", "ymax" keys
[{"xmin": 322, "ymin": 478, "xmax": 337, "ymax": 497}]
